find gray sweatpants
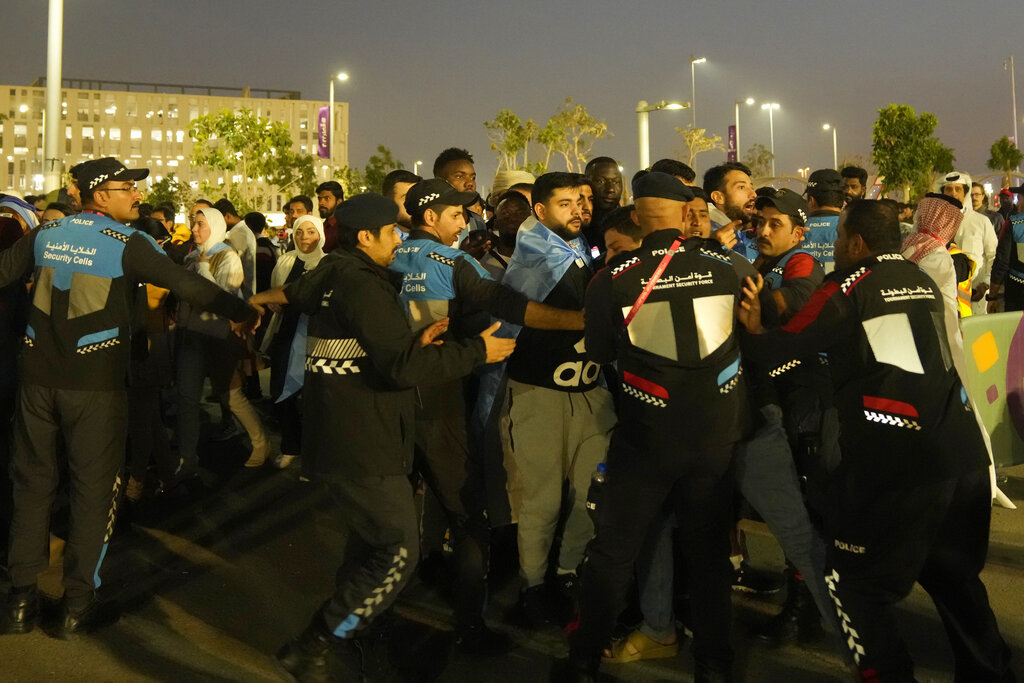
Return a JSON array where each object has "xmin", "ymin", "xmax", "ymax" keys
[{"xmin": 500, "ymin": 380, "xmax": 616, "ymax": 587}]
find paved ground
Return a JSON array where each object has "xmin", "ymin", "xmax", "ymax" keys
[{"xmin": 2, "ymin": 406, "xmax": 1024, "ymax": 682}]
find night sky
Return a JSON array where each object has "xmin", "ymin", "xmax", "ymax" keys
[{"xmin": 4, "ymin": 0, "xmax": 1022, "ymax": 191}]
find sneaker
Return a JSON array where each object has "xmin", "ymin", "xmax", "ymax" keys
[
  {"xmin": 517, "ymin": 585, "xmax": 557, "ymax": 630},
  {"xmin": 272, "ymin": 453, "xmax": 298, "ymax": 469},
  {"xmin": 732, "ymin": 562, "xmax": 783, "ymax": 596}
]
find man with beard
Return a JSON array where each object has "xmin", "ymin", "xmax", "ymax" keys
[
  {"xmin": 383, "ymin": 169, "xmax": 422, "ymax": 241},
  {"xmin": 583, "ymin": 157, "xmax": 624, "ymax": 253},
  {"xmin": 501, "ymin": 172, "xmax": 616, "ymax": 629},
  {"xmin": 316, "ymin": 180, "xmax": 345, "ymax": 253},
  {"xmin": 704, "ymin": 162, "xmax": 757, "ymax": 260},
  {"xmin": 938, "ymin": 171, "xmax": 997, "ymax": 314},
  {"xmin": 840, "ymin": 166, "xmax": 868, "ymax": 203}
]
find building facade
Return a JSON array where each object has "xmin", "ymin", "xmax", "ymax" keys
[{"xmin": 0, "ymin": 79, "xmax": 349, "ymax": 211}]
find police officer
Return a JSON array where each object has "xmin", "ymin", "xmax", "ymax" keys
[
  {"xmin": 388, "ymin": 178, "xmax": 582, "ymax": 653},
  {"xmin": 802, "ymin": 168, "xmax": 844, "ymax": 273},
  {"xmin": 1, "ymin": 157, "xmax": 258, "ymax": 638},
  {"xmin": 564, "ymin": 172, "xmax": 757, "ymax": 681},
  {"xmin": 250, "ymin": 194, "xmax": 515, "ymax": 681},
  {"xmin": 739, "ymin": 200, "xmax": 1014, "ymax": 681}
]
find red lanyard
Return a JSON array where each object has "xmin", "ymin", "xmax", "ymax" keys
[{"xmin": 622, "ymin": 235, "xmax": 684, "ymax": 327}]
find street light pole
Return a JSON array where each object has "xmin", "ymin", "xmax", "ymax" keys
[
  {"xmin": 1007, "ymin": 56, "xmax": 1019, "ymax": 173},
  {"xmin": 636, "ymin": 100, "xmax": 689, "ymax": 171},
  {"xmin": 43, "ymin": 0, "xmax": 63, "ymax": 193},
  {"xmin": 689, "ymin": 56, "xmax": 706, "ymax": 129},
  {"xmin": 762, "ymin": 103, "xmax": 779, "ymax": 176},
  {"xmin": 328, "ymin": 72, "xmax": 349, "ymax": 177},
  {"xmin": 823, "ymin": 123, "xmax": 838, "ymax": 170},
  {"xmin": 734, "ymin": 97, "xmax": 754, "ymax": 163},
  {"xmin": 413, "ymin": 160, "xmax": 422, "ymax": 176}
]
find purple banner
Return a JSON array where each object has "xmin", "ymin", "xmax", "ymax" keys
[
  {"xmin": 727, "ymin": 124, "xmax": 737, "ymax": 162},
  {"xmin": 317, "ymin": 106, "xmax": 330, "ymax": 159}
]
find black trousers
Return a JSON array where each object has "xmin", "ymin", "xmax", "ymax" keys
[
  {"xmin": 126, "ymin": 384, "xmax": 176, "ymax": 483},
  {"xmin": 319, "ymin": 475, "xmax": 419, "ymax": 638},
  {"xmin": 7, "ymin": 384, "xmax": 124, "ymax": 610},
  {"xmin": 570, "ymin": 436, "xmax": 736, "ymax": 673},
  {"xmin": 414, "ymin": 406, "xmax": 490, "ymax": 629},
  {"xmin": 825, "ymin": 467, "xmax": 1014, "ymax": 682}
]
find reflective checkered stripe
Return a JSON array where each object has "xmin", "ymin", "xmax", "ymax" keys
[
  {"xmin": 334, "ymin": 547, "xmax": 409, "ymax": 637},
  {"xmin": 621, "ymin": 383, "xmax": 667, "ymax": 408},
  {"xmin": 699, "ymin": 247, "xmax": 731, "ymax": 264},
  {"xmin": 100, "ymin": 228, "xmax": 129, "ymax": 243},
  {"xmin": 305, "ymin": 359, "xmax": 361, "ymax": 375},
  {"xmin": 77, "ymin": 338, "xmax": 120, "ymax": 355},
  {"xmin": 840, "ymin": 267, "xmax": 869, "ymax": 295},
  {"xmin": 863, "ymin": 410, "xmax": 921, "ymax": 430},
  {"xmin": 428, "ymin": 252, "xmax": 455, "ymax": 267},
  {"xmin": 719, "ymin": 367, "xmax": 742, "ymax": 394},
  {"xmin": 611, "ymin": 256, "xmax": 640, "ymax": 278},
  {"xmin": 320, "ymin": 289, "xmax": 333, "ymax": 308},
  {"xmin": 769, "ymin": 359, "xmax": 801, "ymax": 377},
  {"xmin": 23, "ymin": 335, "xmax": 33, "ymax": 348},
  {"xmin": 93, "ymin": 473, "xmax": 122, "ymax": 589},
  {"xmin": 825, "ymin": 570, "xmax": 867, "ymax": 665}
]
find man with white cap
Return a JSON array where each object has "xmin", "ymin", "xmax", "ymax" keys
[{"xmin": 938, "ymin": 171, "xmax": 997, "ymax": 314}]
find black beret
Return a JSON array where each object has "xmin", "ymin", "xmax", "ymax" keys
[{"xmin": 334, "ymin": 193, "xmax": 399, "ymax": 233}]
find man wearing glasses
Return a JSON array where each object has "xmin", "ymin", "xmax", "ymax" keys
[{"xmin": 0, "ymin": 157, "xmax": 258, "ymax": 639}]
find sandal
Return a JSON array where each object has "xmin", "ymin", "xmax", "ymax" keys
[{"xmin": 602, "ymin": 629, "xmax": 678, "ymax": 663}]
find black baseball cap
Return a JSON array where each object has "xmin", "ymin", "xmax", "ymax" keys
[
  {"xmin": 755, "ymin": 187, "xmax": 809, "ymax": 226},
  {"xmin": 804, "ymin": 168, "xmax": 842, "ymax": 194},
  {"xmin": 75, "ymin": 157, "xmax": 149, "ymax": 192},
  {"xmin": 335, "ymin": 193, "xmax": 398, "ymax": 232},
  {"xmin": 632, "ymin": 171, "xmax": 695, "ymax": 202},
  {"xmin": 404, "ymin": 178, "xmax": 477, "ymax": 217}
]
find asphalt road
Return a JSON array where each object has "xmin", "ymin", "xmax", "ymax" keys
[{"xmin": 2, "ymin": 417, "xmax": 1023, "ymax": 682}]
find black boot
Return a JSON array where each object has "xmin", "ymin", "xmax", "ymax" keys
[
  {"xmin": 4, "ymin": 585, "xmax": 39, "ymax": 635},
  {"xmin": 751, "ymin": 571, "xmax": 823, "ymax": 647},
  {"xmin": 275, "ymin": 615, "xmax": 344, "ymax": 683},
  {"xmin": 48, "ymin": 594, "xmax": 119, "ymax": 640}
]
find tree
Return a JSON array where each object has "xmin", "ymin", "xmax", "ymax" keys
[
  {"xmin": 742, "ymin": 143, "xmax": 774, "ymax": 178},
  {"xmin": 363, "ymin": 145, "xmax": 401, "ymax": 194},
  {"xmin": 143, "ymin": 173, "xmax": 195, "ymax": 214},
  {"xmin": 334, "ymin": 165, "xmax": 367, "ymax": 198},
  {"xmin": 189, "ymin": 107, "xmax": 307, "ymax": 213},
  {"xmin": 675, "ymin": 125, "xmax": 725, "ymax": 172},
  {"xmin": 871, "ymin": 104, "xmax": 942, "ymax": 201},
  {"xmin": 484, "ymin": 110, "xmax": 538, "ymax": 172},
  {"xmin": 533, "ymin": 119, "xmax": 566, "ymax": 176},
  {"xmin": 913, "ymin": 141, "xmax": 956, "ymax": 199},
  {"xmin": 987, "ymin": 135, "xmax": 1023, "ymax": 188},
  {"xmin": 545, "ymin": 97, "xmax": 609, "ymax": 172}
]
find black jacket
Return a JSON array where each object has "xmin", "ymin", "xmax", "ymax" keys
[
  {"xmin": 742, "ymin": 252, "xmax": 988, "ymax": 489},
  {"xmin": 285, "ymin": 247, "xmax": 486, "ymax": 479}
]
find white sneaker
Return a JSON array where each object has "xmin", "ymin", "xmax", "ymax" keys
[{"xmin": 272, "ymin": 453, "xmax": 297, "ymax": 469}]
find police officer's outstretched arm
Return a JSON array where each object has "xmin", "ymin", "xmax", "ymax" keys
[
  {"xmin": 123, "ymin": 233, "xmax": 257, "ymax": 325},
  {"xmin": 582, "ymin": 268, "xmax": 618, "ymax": 365}
]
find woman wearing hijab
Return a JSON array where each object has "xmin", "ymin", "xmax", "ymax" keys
[
  {"xmin": 260, "ymin": 214, "xmax": 325, "ymax": 469},
  {"xmin": 176, "ymin": 207, "xmax": 269, "ymax": 478},
  {"xmin": 0, "ymin": 196, "xmax": 40, "ymax": 233}
]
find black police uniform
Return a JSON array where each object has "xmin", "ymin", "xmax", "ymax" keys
[
  {"xmin": 571, "ymin": 229, "xmax": 756, "ymax": 675},
  {"xmin": 743, "ymin": 252, "xmax": 1014, "ymax": 681},
  {"xmin": 0, "ymin": 211, "xmax": 254, "ymax": 612},
  {"xmin": 283, "ymin": 246, "xmax": 487, "ymax": 638}
]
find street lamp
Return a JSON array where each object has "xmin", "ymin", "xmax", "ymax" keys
[
  {"xmin": 413, "ymin": 160, "xmax": 422, "ymax": 176},
  {"xmin": 636, "ymin": 100, "xmax": 690, "ymax": 170},
  {"xmin": 43, "ymin": 0, "xmax": 64, "ymax": 192},
  {"xmin": 761, "ymin": 102, "xmax": 780, "ymax": 176},
  {"xmin": 689, "ymin": 56, "xmax": 707, "ymax": 128},
  {"xmin": 733, "ymin": 97, "xmax": 755, "ymax": 162},
  {"xmin": 328, "ymin": 72, "xmax": 349, "ymax": 175},
  {"xmin": 822, "ymin": 123, "xmax": 838, "ymax": 170}
]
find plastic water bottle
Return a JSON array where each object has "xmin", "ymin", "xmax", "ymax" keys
[{"xmin": 586, "ymin": 463, "xmax": 607, "ymax": 525}]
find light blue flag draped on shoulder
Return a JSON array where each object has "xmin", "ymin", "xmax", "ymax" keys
[{"xmin": 277, "ymin": 314, "xmax": 308, "ymax": 403}]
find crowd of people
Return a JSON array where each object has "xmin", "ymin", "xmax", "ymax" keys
[{"xmin": 0, "ymin": 143, "xmax": 1019, "ymax": 683}]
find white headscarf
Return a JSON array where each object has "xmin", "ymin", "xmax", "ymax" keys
[
  {"xmin": 195, "ymin": 206, "xmax": 228, "ymax": 254},
  {"xmin": 269, "ymin": 214, "xmax": 325, "ymax": 289}
]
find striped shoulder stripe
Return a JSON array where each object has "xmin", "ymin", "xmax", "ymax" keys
[{"xmin": 428, "ymin": 252, "xmax": 456, "ymax": 267}]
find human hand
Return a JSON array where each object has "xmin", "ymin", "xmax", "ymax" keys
[
  {"xmin": 420, "ymin": 318, "xmax": 450, "ymax": 347},
  {"xmin": 478, "ymin": 321, "xmax": 516, "ymax": 363},
  {"xmin": 738, "ymin": 274, "xmax": 765, "ymax": 333}
]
